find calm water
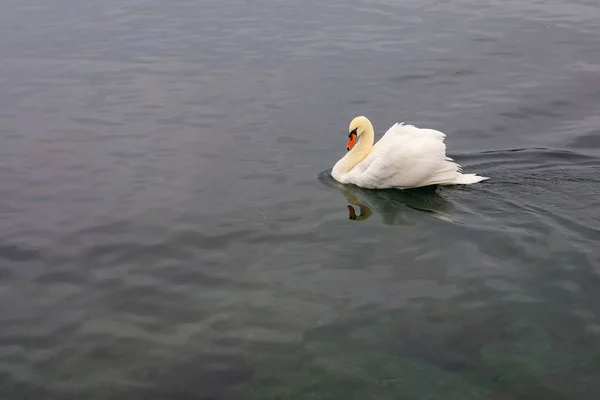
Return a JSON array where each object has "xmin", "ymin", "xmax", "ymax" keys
[{"xmin": 1, "ymin": 0, "xmax": 600, "ymax": 398}]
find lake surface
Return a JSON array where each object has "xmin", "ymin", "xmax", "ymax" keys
[{"xmin": 1, "ymin": 0, "xmax": 600, "ymax": 398}]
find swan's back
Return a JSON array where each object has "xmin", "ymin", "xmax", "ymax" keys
[
  {"xmin": 351, "ymin": 122, "xmax": 487, "ymax": 189},
  {"xmin": 382, "ymin": 122, "xmax": 446, "ymax": 142}
]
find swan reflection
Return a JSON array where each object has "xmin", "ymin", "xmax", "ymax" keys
[{"xmin": 319, "ymin": 169, "xmax": 455, "ymax": 225}]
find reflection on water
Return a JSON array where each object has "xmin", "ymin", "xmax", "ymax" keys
[{"xmin": 319, "ymin": 169, "xmax": 455, "ymax": 224}]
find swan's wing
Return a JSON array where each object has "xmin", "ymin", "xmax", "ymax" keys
[
  {"xmin": 379, "ymin": 122, "xmax": 446, "ymax": 142},
  {"xmin": 351, "ymin": 124, "xmax": 459, "ymax": 189}
]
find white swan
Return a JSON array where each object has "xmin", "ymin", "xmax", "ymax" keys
[{"xmin": 331, "ymin": 116, "xmax": 488, "ymax": 189}]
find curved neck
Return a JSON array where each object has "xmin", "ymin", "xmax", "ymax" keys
[{"xmin": 332, "ymin": 124, "xmax": 375, "ymax": 176}]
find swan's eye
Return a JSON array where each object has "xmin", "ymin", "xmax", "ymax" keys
[{"xmin": 348, "ymin": 128, "xmax": 358, "ymax": 138}]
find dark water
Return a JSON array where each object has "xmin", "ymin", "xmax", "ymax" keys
[{"xmin": 2, "ymin": 0, "xmax": 600, "ymax": 398}]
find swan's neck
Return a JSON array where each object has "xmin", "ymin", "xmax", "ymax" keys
[{"xmin": 332, "ymin": 126, "xmax": 374, "ymax": 178}]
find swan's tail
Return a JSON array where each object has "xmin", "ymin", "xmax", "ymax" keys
[
  {"xmin": 453, "ymin": 173, "xmax": 489, "ymax": 185},
  {"xmin": 422, "ymin": 157, "xmax": 489, "ymax": 186}
]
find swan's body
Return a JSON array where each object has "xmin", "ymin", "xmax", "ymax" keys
[{"xmin": 331, "ymin": 116, "xmax": 488, "ymax": 189}]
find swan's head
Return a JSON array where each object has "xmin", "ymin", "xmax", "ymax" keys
[{"xmin": 347, "ymin": 116, "xmax": 372, "ymax": 151}]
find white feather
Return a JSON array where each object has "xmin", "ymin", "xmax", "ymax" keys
[{"xmin": 332, "ymin": 117, "xmax": 488, "ymax": 189}]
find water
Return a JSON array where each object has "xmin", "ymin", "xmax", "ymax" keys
[{"xmin": 1, "ymin": 0, "xmax": 600, "ymax": 398}]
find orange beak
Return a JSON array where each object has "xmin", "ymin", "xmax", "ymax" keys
[{"xmin": 347, "ymin": 132, "xmax": 357, "ymax": 151}]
